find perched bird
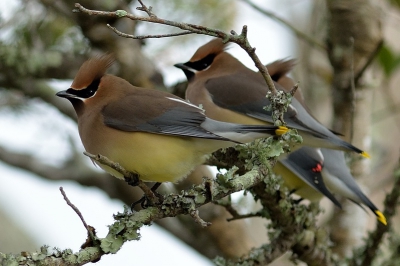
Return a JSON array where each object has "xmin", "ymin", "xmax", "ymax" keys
[
  {"xmin": 175, "ymin": 38, "xmax": 369, "ymax": 157},
  {"xmin": 269, "ymin": 60, "xmax": 386, "ymax": 225},
  {"xmin": 176, "ymin": 38, "xmax": 386, "ymax": 224},
  {"xmin": 277, "ymin": 148, "xmax": 387, "ymax": 225},
  {"xmin": 56, "ymin": 54, "xmax": 286, "ymax": 183}
]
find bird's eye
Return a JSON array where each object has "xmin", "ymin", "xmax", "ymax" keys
[
  {"xmin": 67, "ymin": 79, "xmax": 100, "ymax": 99},
  {"xmin": 81, "ymin": 79, "xmax": 100, "ymax": 98},
  {"xmin": 185, "ymin": 53, "xmax": 217, "ymax": 71}
]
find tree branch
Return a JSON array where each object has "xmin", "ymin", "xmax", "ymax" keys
[
  {"xmin": 107, "ymin": 24, "xmax": 193, "ymax": 39},
  {"xmin": 326, "ymin": 0, "xmax": 383, "ymax": 257},
  {"xmin": 0, "ymin": 134, "xmax": 337, "ymax": 265},
  {"xmin": 0, "ymin": 153, "xmax": 272, "ymax": 265},
  {"xmin": 83, "ymin": 152, "xmax": 159, "ymax": 204},
  {"xmin": 60, "ymin": 187, "xmax": 98, "ymax": 248}
]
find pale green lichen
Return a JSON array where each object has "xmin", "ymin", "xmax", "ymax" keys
[
  {"xmin": 194, "ymin": 193, "xmax": 207, "ymax": 204},
  {"xmin": 264, "ymin": 90, "xmax": 293, "ymax": 126},
  {"xmin": 76, "ymin": 247, "xmax": 99, "ymax": 263},
  {"xmin": 216, "ymin": 166, "xmax": 239, "ymax": 188},
  {"xmin": 229, "ymin": 169, "xmax": 260, "ymax": 190},
  {"xmin": 100, "ymin": 235, "xmax": 124, "ymax": 254},
  {"xmin": 115, "ymin": 10, "xmax": 128, "ymax": 17}
]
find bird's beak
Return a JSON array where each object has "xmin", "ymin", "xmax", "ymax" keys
[
  {"xmin": 174, "ymin": 63, "xmax": 195, "ymax": 80},
  {"xmin": 174, "ymin": 63, "xmax": 191, "ymax": 71},
  {"xmin": 56, "ymin": 90, "xmax": 75, "ymax": 99}
]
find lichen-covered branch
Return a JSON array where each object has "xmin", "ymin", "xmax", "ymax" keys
[
  {"xmin": 0, "ymin": 133, "xmax": 337, "ymax": 265},
  {"xmin": 0, "ymin": 153, "xmax": 269, "ymax": 265},
  {"xmin": 215, "ymin": 177, "xmax": 336, "ymax": 265}
]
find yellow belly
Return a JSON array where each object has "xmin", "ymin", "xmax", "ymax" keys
[{"xmin": 80, "ymin": 124, "xmax": 229, "ymax": 183}]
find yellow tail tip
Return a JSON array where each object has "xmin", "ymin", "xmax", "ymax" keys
[
  {"xmin": 361, "ymin": 151, "xmax": 370, "ymax": 158},
  {"xmin": 276, "ymin": 126, "xmax": 289, "ymax": 136},
  {"xmin": 375, "ymin": 210, "xmax": 387, "ymax": 226}
]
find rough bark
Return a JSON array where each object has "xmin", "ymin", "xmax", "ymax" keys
[{"xmin": 326, "ymin": 0, "xmax": 382, "ymax": 257}]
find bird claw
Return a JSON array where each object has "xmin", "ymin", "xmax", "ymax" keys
[{"xmin": 130, "ymin": 182, "xmax": 163, "ymax": 210}]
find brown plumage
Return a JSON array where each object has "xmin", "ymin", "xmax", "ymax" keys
[
  {"xmin": 176, "ymin": 38, "xmax": 368, "ymax": 156},
  {"xmin": 56, "ymin": 55, "xmax": 284, "ymax": 182}
]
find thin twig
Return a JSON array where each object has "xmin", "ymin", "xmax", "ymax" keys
[
  {"xmin": 354, "ymin": 39, "xmax": 383, "ymax": 84},
  {"xmin": 289, "ymin": 83, "xmax": 299, "ymax": 97},
  {"xmin": 59, "ymin": 187, "xmax": 97, "ymax": 244},
  {"xmin": 190, "ymin": 210, "xmax": 211, "ymax": 227},
  {"xmin": 241, "ymin": 0, "xmax": 326, "ymax": 50},
  {"xmin": 83, "ymin": 151, "xmax": 159, "ymax": 204},
  {"xmin": 227, "ymin": 212, "xmax": 261, "ymax": 222},
  {"xmin": 107, "ymin": 24, "xmax": 193, "ymax": 39},
  {"xmin": 214, "ymin": 197, "xmax": 262, "ymax": 221},
  {"xmin": 137, "ymin": 0, "xmax": 156, "ymax": 17}
]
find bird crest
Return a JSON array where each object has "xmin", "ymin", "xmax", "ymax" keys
[
  {"xmin": 189, "ymin": 38, "xmax": 229, "ymax": 62},
  {"xmin": 71, "ymin": 54, "xmax": 114, "ymax": 89}
]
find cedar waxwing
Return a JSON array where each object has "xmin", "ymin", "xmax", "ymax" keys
[
  {"xmin": 269, "ymin": 60, "xmax": 386, "ymax": 224},
  {"xmin": 176, "ymin": 38, "xmax": 386, "ymax": 224},
  {"xmin": 174, "ymin": 38, "xmax": 369, "ymax": 157},
  {"xmin": 276, "ymin": 148, "xmax": 386, "ymax": 225},
  {"xmin": 55, "ymin": 55, "xmax": 286, "ymax": 183}
]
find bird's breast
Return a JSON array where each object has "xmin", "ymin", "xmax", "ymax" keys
[{"xmin": 78, "ymin": 117, "xmax": 224, "ymax": 182}]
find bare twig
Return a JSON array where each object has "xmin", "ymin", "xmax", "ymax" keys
[
  {"xmin": 107, "ymin": 24, "xmax": 192, "ymax": 39},
  {"xmin": 190, "ymin": 210, "xmax": 211, "ymax": 227},
  {"xmin": 354, "ymin": 39, "xmax": 383, "ymax": 84},
  {"xmin": 214, "ymin": 197, "xmax": 262, "ymax": 221},
  {"xmin": 226, "ymin": 212, "xmax": 261, "ymax": 222},
  {"xmin": 83, "ymin": 152, "xmax": 159, "ymax": 205},
  {"xmin": 289, "ymin": 83, "xmax": 299, "ymax": 97},
  {"xmin": 241, "ymin": 0, "xmax": 326, "ymax": 50},
  {"xmin": 137, "ymin": 0, "xmax": 156, "ymax": 17},
  {"xmin": 59, "ymin": 187, "xmax": 97, "ymax": 245}
]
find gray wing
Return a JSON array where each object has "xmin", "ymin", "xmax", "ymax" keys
[
  {"xmin": 205, "ymin": 74, "xmax": 314, "ymax": 132},
  {"xmin": 321, "ymin": 149, "xmax": 379, "ymax": 212},
  {"xmin": 102, "ymin": 90, "xmax": 230, "ymax": 141},
  {"xmin": 205, "ymin": 74, "xmax": 365, "ymax": 154}
]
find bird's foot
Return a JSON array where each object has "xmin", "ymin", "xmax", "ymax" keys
[{"xmin": 131, "ymin": 182, "xmax": 163, "ymax": 210}]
